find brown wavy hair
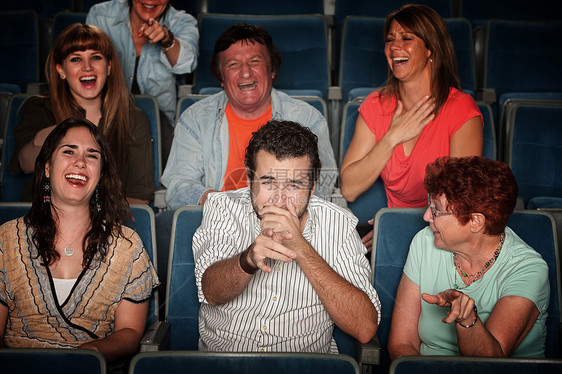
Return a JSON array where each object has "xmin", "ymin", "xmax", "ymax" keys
[
  {"xmin": 380, "ymin": 4, "xmax": 460, "ymax": 113},
  {"xmin": 424, "ymin": 156, "xmax": 518, "ymax": 235},
  {"xmin": 25, "ymin": 118, "xmax": 132, "ymax": 267},
  {"xmin": 45, "ymin": 23, "xmax": 132, "ymax": 168}
]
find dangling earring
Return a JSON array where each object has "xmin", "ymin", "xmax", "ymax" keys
[
  {"xmin": 95, "ymin": 187, "xmax": 101, "ymax": 213},
  {"xmin": 43, "ymin": 178, "xmax": 51, "ymax": 204}
]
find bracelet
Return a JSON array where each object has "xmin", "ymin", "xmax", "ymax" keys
[
  {"xmin": 457, "ymin": 304, "xmax": 478, "ymax": 328},
  {"xmin": 159, "ymin": 26, "xmax": 175, "ymax": 51},
  {"xmin": 239, "ymin": 248, "xmax": 258, "ymax": 275}
]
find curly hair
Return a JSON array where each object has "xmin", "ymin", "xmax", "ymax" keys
[
  {"xmin": 380, "ymin": 4, "xmax": 460, "ymax": 114},
  {"xmin": 210, "ymin": 23, "xmax": 282, "ymax": 84},
  {"xmin": 45, "ymin": 23, "xmax": 133, "ymax": 168},
  {"xmin": 25, "ymin": 118, "xmax": 132, "ymax": 267},
  {"xmin": 424, "ymin": 156, "xmax": 518, "ymax": 235},
  {"xmin": 244, "ymin": 120, "xmax": 321, "ymax": 188}
]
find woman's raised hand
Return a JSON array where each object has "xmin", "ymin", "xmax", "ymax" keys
[{"xmin": 386, "ymin": 95, "xmax": 435, "ymax": 147}]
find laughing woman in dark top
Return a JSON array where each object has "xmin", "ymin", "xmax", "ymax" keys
[{"xmin": 8, "ymin": 23, "xmax": 154, "ymax": 204}]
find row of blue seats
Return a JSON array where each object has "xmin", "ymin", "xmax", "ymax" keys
[
  {"xmin": 0, "ymin": 203, "xmax": 559, "ymax": 371},
  {"xmin": 2, "ymin": 0, "xmax": 561, "ymax": 23},
  {"xmin": 2, "ymin": 348, "xmax": 562, "ymax": 374},
  {"xmin": 1, "ymin": 9, "xmax": 561, "ymax": 110},
  {"xmin": 2, "ymin": 93, "xmax": 561, "ymax": 214}
]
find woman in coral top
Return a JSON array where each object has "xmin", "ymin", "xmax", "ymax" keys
[{"xmin": 341, "ymin": 4, "xmax": 483, "ymax": 248}]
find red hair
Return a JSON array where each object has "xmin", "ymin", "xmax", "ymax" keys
[{"xmin": 424, "ymin": 156, "xmax": 518, "ymax": 235}]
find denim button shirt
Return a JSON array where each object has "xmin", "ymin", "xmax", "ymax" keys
[
  {"xmin": 87, "ymin": 0, "xmax": 199, "ymax": 124},
  {"xmin": 161, "ymin": 89, "xmax": 339, "ymax": 209}
]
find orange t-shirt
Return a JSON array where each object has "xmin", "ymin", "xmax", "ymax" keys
[{"xmin": 222, "ymin": 104, "xmax": 272, "ymax": 191}]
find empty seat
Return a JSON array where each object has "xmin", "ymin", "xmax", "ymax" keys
[
  {"xmin": 1, "ymin": 94, "xmax": 30, "ymax": 201},
  {"xmin": 130, "ymin": 351, "xmax": 360, "ymax": 374},
  {"xmin": 52, "ymin": 12, "xmax": 88, "ymax": 41},
  {"xmin": 461, "ymin": 0, "xmax": 562, "ymax": 27},
  {"xmin": 390, "ymin": 356, "xmax": 562, "ymax": 374},
  {"xmin": 0, "ymin": 348, "xmax": 106, "ymax": 374},
  {"xmin": 504, "ymin": 101, "xmax": 562, "ymax": 205},
  {"xmin": 483, "ymin": 21, "xmax": 562, "ymax": 113},
  {"xmin": 0, "ymin": 11, "xmax": 39, "ymax": 93},
  {"xmin": 205, "ymin": 0, "xmax": 324, "ymax": 15},
  {"xmin": 195, "ymin": 14, "xmax": 330, "ymax": 100}
]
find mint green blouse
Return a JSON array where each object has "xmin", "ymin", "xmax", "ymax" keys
[{"xmin": 404, "ymin": 227, "xmax": 549, "ymax": 357}]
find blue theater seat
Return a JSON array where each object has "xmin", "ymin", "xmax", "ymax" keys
[{"xmin": 130, "ymin": 351, "xmax": 359, "ymax": 374}]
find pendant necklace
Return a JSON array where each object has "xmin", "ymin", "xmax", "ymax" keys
[
  {"xmin": 452, "ymin": 232, "xmax": 505, "ymax": 290},
  {"xmin": 60, "ymin": 232, "xmax": 84, "ymax": 256}
]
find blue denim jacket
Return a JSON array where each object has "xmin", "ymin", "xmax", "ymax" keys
[
  {"xmin": 87, "ymin": 0, "xmax": 199, "ymax": 123},
  {"xmin": 161, "ymin": 89, "xmax": 338, "ymax": 209}
]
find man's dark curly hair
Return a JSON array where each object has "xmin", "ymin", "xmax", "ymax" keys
[
  {"xmin": 211, "ymin": 22, "xmax": 282, "ymax": 84},
  {"xmin": 244, "ymin": 120, "xmax": 321, "ymax": 188},
  {"xmin": 26, "ymin": 117, "xmax": 132, "ymax": 267}
]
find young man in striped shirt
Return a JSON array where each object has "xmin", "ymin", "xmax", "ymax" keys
[{"xmin": 193, "ymin": 120, "xmax": 381, "ymax": 352}]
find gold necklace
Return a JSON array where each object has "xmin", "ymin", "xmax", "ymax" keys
[{"xmin": 453, "ymin": 233, "xmax": 505, "ymax": 290}]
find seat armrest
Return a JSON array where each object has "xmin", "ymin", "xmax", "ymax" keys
[
  {"xmin": 357, "ymin": 334, "xmax": 381, "ymax": 366},
  {"xmin": 140, "ymin": 321, "xmax": 170, "ymax": 352},
  {"xmin": 153, "ymin": 188, "xmax": 167, "ymax": 212}
]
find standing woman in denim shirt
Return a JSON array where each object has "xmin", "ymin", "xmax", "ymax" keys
[{"xmin": 87, "ymin": 0, "xmax": 199, "ymax": 166}]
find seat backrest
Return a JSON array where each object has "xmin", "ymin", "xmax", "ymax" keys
[
  {"xmin": 371, "ymin": 208, "xmax": 426, "ymax": 355},
  {"xmin": 130, "ymin": 351, "xmax": 359, "ymax": 374},
  {"xmin": 484, "ymin": 21, "xmax": 562, "ymax": 102},
  {"xmin": 390, "ymin": 356, "xmax": 562, "ymax": 374},
  {"xmin": 176, "ymin": 94, "xmax": 328, "ymax": 122},
  {"xmin": 339, "ymin": 99, "xmax": 387, "ymax": 223},
  {"xmin": 461, "ymin": 0, "xmax": 562, "ymax": 25},
  {"xmin": 372, "ymin": 208, "xmax": 561, "ymax": 360},
  {"xmin": 175, "ymin": 94, "xmax": 210, "ymax": 123},
  {"xmin": 205, "ymin": 0, "xmax": 324, "ymax": 15},
  {"xmin": 52, "ymin": 12, "xmax": 88, "ymax": 41},
  {"xmin": 339, "ymin": 16, "xmax": 387, "ymax": 103},
  {"xmin": 477, "ymin": 102, "xmax": 496, "ymax": 160},
  {"xmin": 195, "ymin": 14, "xmax": 330, "ymax": 99},
  {"xmin": 129, "ymin": 204, "xmax": 159, "ymax": 324},
  {"xmin": 0, "ymin": 348, "xmax": 106, "ymax": 374},
  {"xmin": 1, "ymin": 94, "xmax": 31, "ymax": 201},
  {"xmin": 133, "ymin": 95, "xmax": 162, "ymax": 189},
  {"xmin": 0, "ymin": 10, "xmax": 39, "ymax": 92},
  {"xmin": 166, "ymin": 205, "xmax": 203, "ymax": 350},
  {"xmin": 506, "ymin": 210, "xmax": 561, "ymax": 357},
  {"xmin": 505, "ymin": 101, "xmax": 562, "ymax": 204}
]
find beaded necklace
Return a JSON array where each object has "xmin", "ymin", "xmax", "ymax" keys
[{"xmin": 453, "ymin": 233, "xmax": 505, "ymax": 290}]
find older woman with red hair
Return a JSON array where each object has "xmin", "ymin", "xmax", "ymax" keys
[{"xmin": 388, "ymin": 156, "xmax": 549, "ymax": 358}]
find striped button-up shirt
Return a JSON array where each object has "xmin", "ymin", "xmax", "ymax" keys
[{"xmin": 193, "ymin": 188, "xmax": 381, "ymax": 352}]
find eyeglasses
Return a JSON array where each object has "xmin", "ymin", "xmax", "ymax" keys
[{"xmin": 427, "ymin": 194, "xmax": 456, "ymax": 219}]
